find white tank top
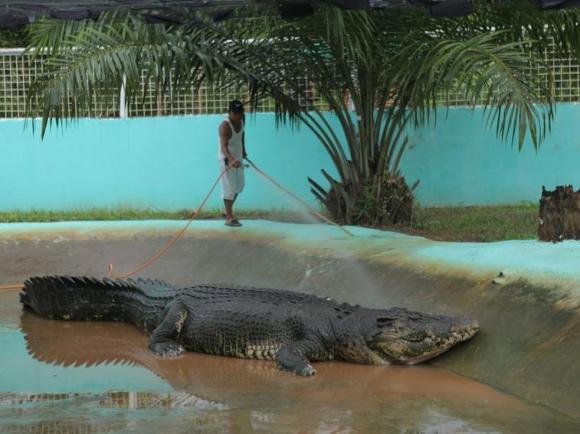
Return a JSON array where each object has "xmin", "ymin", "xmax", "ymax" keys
[{"xmin": 218, "ymin": 118, "xmax": 244, "ymax": 161}]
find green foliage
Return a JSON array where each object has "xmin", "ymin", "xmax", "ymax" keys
[
  {"xmin": 321, "ymin": 175, "xmax": 418, "ymax": 226},
  {"xmin": 0, "ymin": 29, "xmax": 28, "ymax": 48},
  {"xmin": 0, "ymin": 204, "xmax": 539, "ymax": 242},
  {"xmin": 26, "ymin": 11, "xmax": 245, "ymax": 135},
  {"xmin": 412, "ymin": 203, "xmax": 538, "ymax": 242},
  {"xmin": 24, "ymin": 3, "xmax": 580, "ymax": 227},
  {"xmin": 0, "ymin": 208, "xmax": 316, "ymax": 224}
]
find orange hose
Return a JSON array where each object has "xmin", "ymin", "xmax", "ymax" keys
[
  {"xmin": 1, "ymin": 158, "xmax": 350, "ymax": 288},
  {"xmin": 106, "ymin": 168, "xmax": 227, "ymax": 279},
  {"xmin": 0, "ymin": 168, "xmax": 227, "ymax": 289},
  {"xmin": 0, "ymin": 283, "xmax": 24, "ymax": 291},
  {"xmin": 245, "ymin": 158, "xmax": 353, "ymax": 237}
]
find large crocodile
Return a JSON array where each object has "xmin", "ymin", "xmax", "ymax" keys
[{"xmin": 20, "ymin": 275, "xmax": 479, "ymax": 376}]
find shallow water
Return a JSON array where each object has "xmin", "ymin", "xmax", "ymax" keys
[{"xmin": 0, "ymin": 290, "xmax": 578, "ymax": 434}]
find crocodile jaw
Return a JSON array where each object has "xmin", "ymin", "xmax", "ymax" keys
[{"xmin": 371, "ymin": 317, "xmax": 480, "ymax": 365}]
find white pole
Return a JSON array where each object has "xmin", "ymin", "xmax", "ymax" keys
[{"xmin": 119, "ymin": 74, "xmax": 127, "ymax": 118}]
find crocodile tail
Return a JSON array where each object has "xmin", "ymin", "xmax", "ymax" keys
[{"xmin": 20, "ymin": 276, "xmax": 173, "ymax": 330}]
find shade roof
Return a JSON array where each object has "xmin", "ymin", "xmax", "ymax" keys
[{"xmin": 0, "ymin": 1, "xmax": 577, "ymax": 28}]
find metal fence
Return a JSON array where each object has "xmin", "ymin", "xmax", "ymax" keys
[
  {"xmin": 1, "ymin": 43, "xmax": 579, "ymax": 119},
  {"xmin": 123, "ymin": 74, "xmax": 330, "ymax": 116},
  {"xmin": 0, "ymin": 49, "xmax": 122, "ymax": 118},
  {"xmin": 437, "ymin": 39, "xmax": 580, "ymax": 106},
  {"xmin": 0, "ymin": 48, "xmax": 330, "ymax": 118},
  {"xmin": 0, "ymin": 49, "xmax": 39, "ymax": 118}
]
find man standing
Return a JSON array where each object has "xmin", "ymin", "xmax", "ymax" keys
[{"xmin": 218, "ymin": 100, "xmax": 247, "ymax": 227}]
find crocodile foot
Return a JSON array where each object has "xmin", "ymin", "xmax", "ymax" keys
[
  {"xmin": 277, "ymin": 362, "xmax": 317, "ymax": 377},
  {"xmin": 150, "ymin": 342, "xmax": 185, "ymax": 357},
  {"xmin": 299, "ymin": 364, "xmax": 317, "ymax": 377}
]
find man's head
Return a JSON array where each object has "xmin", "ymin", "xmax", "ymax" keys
[
  {"xmin": 361, "ymin": 308, "xmax": 479, "ymax": 365},
  {"xmin": 228, "ymin": 100, "xmax": 244, "ymax": 122}
]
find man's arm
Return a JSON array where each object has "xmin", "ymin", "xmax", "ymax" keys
[
  {"xmin": 242, "ymin": 115, "xmax": 247, "ymax": 159},
  {"xmin": 242, "ymin": 131, "xmax": 247, "ymax": 159},
  {"xmin": 219, "ymin": 121, "xmax": 241, "ymax": 167}
]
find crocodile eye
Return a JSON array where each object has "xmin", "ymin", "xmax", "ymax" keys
[{"xmin": 376, "ymin": 317, "xmax": 394, "ymax": 328}]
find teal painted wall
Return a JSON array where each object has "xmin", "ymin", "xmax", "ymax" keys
[
  {"xmin": 1, "ymin": 104, "xmax": 579, "ymax": 211},
  {"xmin": 0, "ymin": 115, "xmax": 336, "ymax": 212},
  {"xmin": 401, "ymin": 103, "xmax": 580, "ymax": 206}
]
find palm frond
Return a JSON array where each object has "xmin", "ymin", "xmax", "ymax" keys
[
  {"xmin": 389, "ymin": 31, "xmax": 554, "ymax": 148},
  {"xmin": 24, "ymin": 3, "xmax": 580, "ymax": 223},
  {"xmin": 26, "ymin": 13, "xmax": 237, "ymax": 136}
]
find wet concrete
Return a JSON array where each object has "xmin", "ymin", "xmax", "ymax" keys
[
  {"xmin": 1, "ymin": 221, "xmax": 580, "ymax": 427},
  {"xmin": 1, "ymin": 290, "xmax": 579, "ymax": 433}
]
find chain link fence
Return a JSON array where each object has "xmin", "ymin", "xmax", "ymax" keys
[
  {"xmin": 0, "ymin": 49, "xmax": 121, "ymax": 118},
  {"xmin": 436, "ymin": 38, "xmax": 580, "ymax": 106},
  {"xmin": 0, "ymin": 48, "xmax": 330, "ymax": 118},
  {"xmin": 0, "ymin": 43, "xmax": 579, "ymax": 119},
  {"xmin": 0, "ymin": 49, "xmax": 38, "ymax": 118}
]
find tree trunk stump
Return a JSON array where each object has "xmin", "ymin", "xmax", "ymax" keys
[{"xmin": 539, "ymin": 185, "xmax": 580, "ymax": 242}]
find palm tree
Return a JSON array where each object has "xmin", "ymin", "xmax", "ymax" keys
[{"xmin": 25, "ymin": 2, "xmax": 580, "ymax": 226}]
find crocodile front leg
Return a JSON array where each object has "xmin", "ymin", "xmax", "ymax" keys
[
  {"xmin": 275, "ymin": 340, "xmax": 320, "ymax": 377},
  {"xmin": 149, "ymin": 300, "xmax": 188, "ymax": 357}
]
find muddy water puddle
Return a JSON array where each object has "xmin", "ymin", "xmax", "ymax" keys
[{"xmin": 0, "ymin": 290, "xmax": 578, "ymax": 433}]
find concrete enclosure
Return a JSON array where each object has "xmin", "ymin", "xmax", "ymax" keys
[{"xmin": 1, "ymin": 221, "xmax": 579, "ymax": 420}]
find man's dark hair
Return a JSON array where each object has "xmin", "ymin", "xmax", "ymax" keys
[{"xmin": 228, "ymin": 100, "xmax": 244, "ymax": 113}]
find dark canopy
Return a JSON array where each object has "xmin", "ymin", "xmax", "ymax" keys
[{"xmin": 0, "ymin": 1, "xmax": 577, "ymax": 28}]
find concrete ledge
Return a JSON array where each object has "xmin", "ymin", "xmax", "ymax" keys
[{"xmin": 1, "ymin": 220, "xmax": 579, "ymax": 418}]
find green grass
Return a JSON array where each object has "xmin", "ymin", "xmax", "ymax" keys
[
  {"xmin": 0, "ymin": 204, "xmax": 540, "ymax": 242},
  {"xmin": 408, "ymin": 203, "xmax": 538, "ymax": 242},
  {"xmin": 0, "ymin": 208, "xmax": 315, "ymax": 224}
]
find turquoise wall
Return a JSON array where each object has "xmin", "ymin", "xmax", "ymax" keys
[
  {"xmin": 0, "ymin": 115, "xmax": 335, "ymax": 212},
  {"xmin": 401, "ymin": 103, "xmax": 580, "ymax": 206},
  {"xmin": 1, "ymin": 104, "xmax": 580, "ymax": 211}
]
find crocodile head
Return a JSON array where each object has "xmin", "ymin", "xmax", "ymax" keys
[{"xmin": 362, "ymin": 308, "xmax": 479, "ymax": 365}]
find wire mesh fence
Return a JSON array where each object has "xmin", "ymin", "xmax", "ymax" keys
[
  {"xmin": 0, "ymin": 49, "xmax": 39, "ymax": 118},
  {"xmin": 0, "ymin": 49, "xmax": 121, "ymax": 118},
  {"xmin": 125, "ymin": 72, "xmax": 331, "ymax": 116},
  {"xmin": 0, "ymin": 42, "xmax": 579, "ymax": 119},
  {"xmin": 436, "ymin": 38, "xmax": 580, "ymax": 106}
]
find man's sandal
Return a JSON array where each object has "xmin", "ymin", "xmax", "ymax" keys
[{"xmin": 225, "ymin": 219, "xmax": 242, "ymax": 227}]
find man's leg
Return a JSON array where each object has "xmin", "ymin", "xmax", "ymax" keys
[
  {"xmin": 230, "ymin": 194, "xmax": 239, "ymax": 221},
  {"xmin": 224, "ymin": 198, "xmax": 234, "ymax": 221},
  {"xmin": 230, "ymin": 167, "xmax": 244, "ymax": 224},
  {"xmin": 223, "ymin": 168, "xmax": 243, "ymax": 226},
  {"xmin": 221, "ymin": 164, "xmax": 236, "ymax": 222}
]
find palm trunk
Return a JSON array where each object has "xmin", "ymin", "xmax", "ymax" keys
[{"xmin": 539, "ymin": 185, "xmax": 580, "ymax": 242}]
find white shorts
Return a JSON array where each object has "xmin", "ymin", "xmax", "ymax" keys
[{"xmin": 219, "ymin": 162, "xmax": 245, "ymax": 200}]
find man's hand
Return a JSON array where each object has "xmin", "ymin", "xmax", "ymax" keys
[{"xmin": 231, "ymin": 158, "xmax": 242, "ymax": 168}]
